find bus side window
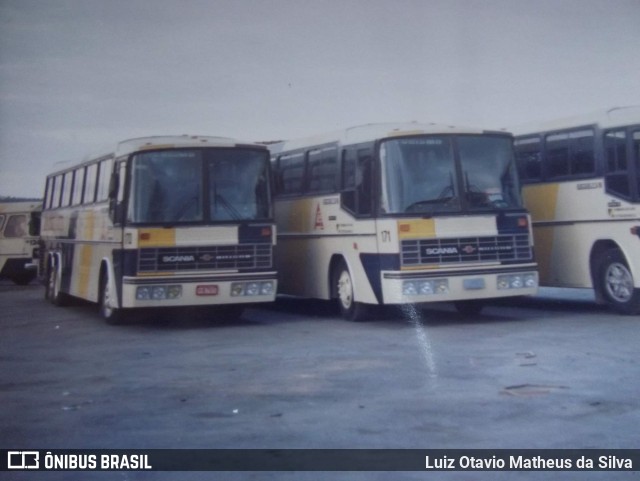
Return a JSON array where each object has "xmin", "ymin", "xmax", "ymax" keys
[
  {"xmin": 72, "ymin": 167, "xmax": 85, "ymax": 205},
  {"xmin": 307, "ymin": 147, "xmax": 338, "ymax": 193},
  {"xmin": 604, "ymin": 129, "xmax": 630, "ymax": 199},
  {"xmin": 44, "ymin": 177, "xmax": 55, "ymax": 209},
  {"xmin": 569, "ymin": 130, "xmax": 595, "ymax": 176},
  {"xmin": 546, "ymin": 133, "xmax": 570, "ymax": 178},
  {"xmin": 83, "ymin": 163, "xmax": 98, "ymax": 204},
  {"xmin": 514, "ymin": 137, "xmax": 542, "ymax": 182},
  {"xmin": 278, "ymin": 152, "xmax": 304, "ymax": 196}
]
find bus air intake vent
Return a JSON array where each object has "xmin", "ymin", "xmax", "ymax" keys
[
  {"xmin": 138, "ymin": 244, "xmax": 272, "ymax": 272},
  {"xmin": 401, "ymin": 234, "xmax": 532, "ymax": 266}
]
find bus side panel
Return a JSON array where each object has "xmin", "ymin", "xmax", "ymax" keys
[
  {"xmin": 275, "ymin": 195, "xmax": 379, "ymax": 303},
  {"xmin": 41, "ymin": 205, "xmax": 122, "ymax": 303},
  {"xmin": 524, "ymin": 181, "xmax": 640, "ymax": 288}
]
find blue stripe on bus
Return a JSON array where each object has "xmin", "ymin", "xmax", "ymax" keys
[
  {"xmin": 496, "ymin": 211, "xmax": 530, "ymax": 234},
  {"xmin": 360, "ymin": 253, "xmax": 400, "ymax": 305},
  {"xmin": 239, "ymin": 224, "xmax": 273, "ymax": 244}
]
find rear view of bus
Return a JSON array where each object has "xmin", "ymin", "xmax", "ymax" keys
[
  {"xmin": 269, "ymin": 123, "xmax": 538, "ymax": 320},
  {"xmin": 40, "ymin": 136, "xmax": 276, "ymax": 323}
]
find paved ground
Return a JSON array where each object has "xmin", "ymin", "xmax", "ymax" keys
[{"xmin": 1, "ymin": 281, "xmax": 638, "ymax": 480}]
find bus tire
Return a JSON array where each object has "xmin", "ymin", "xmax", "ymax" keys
[
  {"xmin": 454, "ymin": 300, "xmax": 485, "ymax": 316},
  {"xmin": 596, "ymin": 248, "xmax": 640, "ymax": 315},
  {"xmin": 47, "ymin": 259, "xmax": 68, "ymax": 306},
  {"xmin": 334, "ymin": 261, "xmax": 369, "ymax": 322},
  {"xmin": 99, "ymin": 270, "xmax": 123, "ymax": 324}
]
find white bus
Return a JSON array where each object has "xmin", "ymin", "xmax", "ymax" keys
[
  {"xmin": 0, "ymin": 200, "xmax": 41, "ymax": 285},
  {"xmin": 512, "ymin": 106, "xmax": 640, "ymax": 314},
  {"xmin": 268, "ymin": 123, "xmax": 538, "ymax": 320},
  {"xmin": 40, "ymin": 135, "xmax": 276, "ymax": 323}
]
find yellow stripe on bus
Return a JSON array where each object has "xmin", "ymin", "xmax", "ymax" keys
[
  {"xmin": 78, "ymin": 244, "xmax": 93, "ymax": 298},
  {"xmin": 397, "ymin": 219, "xmax": 436, "ymax": 239},
  {"xmin": 522, "ymin": 184, "xmax": 560, "ymax": 222},
  {"xmin": 138, "ymin": 228, "xmax": 176, "ymax": 247},
  {"xmin": 522, "ymin": 184, "xmax": 560, "ymax": 285}
]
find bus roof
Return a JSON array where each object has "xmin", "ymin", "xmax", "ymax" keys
[
  {"xmin": 266, "ymin": 122, "xmax": 503, "ymax": 154},
  {"xmin": 114, "ymin": 135, "xmax": 264, "ymax": 157},
  {"xmin": 510, "ymin": 106, "xmax": 640, "ymax": 137},
  {"xmin": 47, "ymin": 135, "xmax": 267, "ymax": 177},
  {"xmin": 0, "ymin": 201, "xmax": 41, "ymax": 214}
]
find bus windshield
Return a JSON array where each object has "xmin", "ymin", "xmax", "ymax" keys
[
  {"xmin": 458, "ymin": 136, "xmax": 521, "ymax": 210},
  {"xmin": 127, "ymin": 148, "xmax": 270, "ymax": 224},
  {"xmin": 380, "ymin": 135, "xmax": 521, "ymax": 215}
]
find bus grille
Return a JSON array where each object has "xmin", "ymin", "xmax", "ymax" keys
[
  {"xmin": 401, "ymin": 234, "xmax": 532, "ymax": 266},
  {"xmin": 138, "ymin": 244, "xmax": 273, "ymax": 272}
]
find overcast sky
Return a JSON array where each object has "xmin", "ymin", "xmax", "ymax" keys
[{"xmin": 1, "ymin": 0, "xmax": 639, "ymax": 198}]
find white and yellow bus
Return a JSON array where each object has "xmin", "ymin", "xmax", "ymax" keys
[
  {"xmin": 268, "ymin": 123, "xmax": 538, "ymax": 320},
  {"xmin": 40, "ymin": 135, "xmax": 276, "ymax": 323},
  {"xmin": 0, "ymin": 200, "xmax": 41, "ymax": 285},
  {"xmin": 513, "ymin": 106, "xmax": 640, "ymax": 314}
]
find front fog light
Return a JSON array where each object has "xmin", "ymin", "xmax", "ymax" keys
[
  {"xmin": 246, "ymin": 282, "xmax": 260, "ymax": 296},
  {"xmin": 152, "ymin": 286, "xmax": 167, "ymax": 300},
  {"xmin": 260, "ymin": 282, "xmax": 274, "ymax": 296},
  {"xmin": 136, "ymin": 286, "xmax": 152, "ymax": 300},
  {"xmin": 419, "ymin": 281, "xmax": 434, "ymax": 295},
  {"xmin": 435, "ymin": 279, "xmax": 449, "ymax": 294},
  {"xmin": 231, "ymin": 282, "xmax": 245, "ymax": 296},
  {"xmin": 403, "ymin": 281, "xmax": 417, "ymax": 296},
  {"xmin": 524, "ymin": 274, "xmax": 537, "ymax": 288},
  {"xmin": 497, "ymin": 276, "xmax": 510, "ymax": 290},
  {"xmin": 167, "ymin": 286, "xmax": 182, "ymax": 299},
  {"xmin": 510, "ymin": 276, "xmax": 523, "ymax": 289}
]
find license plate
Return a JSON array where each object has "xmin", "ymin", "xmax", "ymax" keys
[
  {"xmin": 463, "ymin": 278, "xmax": 485, "ymax": 290},
  {"xmin": 196, "ymin": 285, "xmax": 219, "ymax": 296}
]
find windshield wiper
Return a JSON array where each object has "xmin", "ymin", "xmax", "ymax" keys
[
  {"xmin": 405, "ymin": 173, "xmax": 457, "ymax": 212},
  {"xmin": 405, "ymin": 196, "xmax": 457, "ymax": 212},
  {"xmin": 214, "ymin": 193, "xmax": 243, "ymax": 220}
]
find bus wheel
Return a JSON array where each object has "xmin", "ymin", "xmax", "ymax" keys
[
  {"xmin": 334, "ymin": 262, "xmax": 369, "ymax": 321},
  {"xmin": 99, "ymin": 271, "xmax": 123, "ymax": 324},
  {"xmin": 597, "ymin": 249, "xmax": 640, "ymax": 315},
  {"xmin": 454, "ymin": 300, "xmax": 485, "ymax": 316},
  {"xmin": 47, "ymin": 261, "xmax": 67, "ymax": 306}
]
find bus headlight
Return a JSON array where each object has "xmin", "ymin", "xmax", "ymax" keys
[
  {"xmin": 497, "ymin": 273, "xmax": 537, "ymax": 290},
  {"xmin": 231, "ymin": 283, "xmax": 245, "ymax": 297},
  {"xmin": 260, "ymin": 281, "xmax": 275, "ymax": 295},
  {"xmin": 403, "ymin": 279, "xmax": 448, "ymax": 296},
  {"xmin": 136, "ymin": 285, "xmax": 182, "ymax": 300},
  {"xmin": 231, "ymin": 281, "xmax": 275, "ymax": 297},
  {"xmin": 136, "ymin": 286, "xmax": 152, "ymax": 300},
  {"xmin": 402, "ymin": 281, "xmax": 418, "ymax": 296},
  {"xmin": 246, "ymin": 282, "xmax": 260, "ymax": 296},
  {"xmin": 435, "ymin": 280, "xmax": 449, "ymax": 294},
  {"xmin": 524, "ymin": 273, "xmax": 537, "ymax": 288},
  {"xmin": 419, "ymin": 281, "xmax": 434, "ymax": 295}
]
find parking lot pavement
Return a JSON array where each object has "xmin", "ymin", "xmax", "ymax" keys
[{"xmin": 1, "ymin": 282, "xmax": 639, "ymax": 480}]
